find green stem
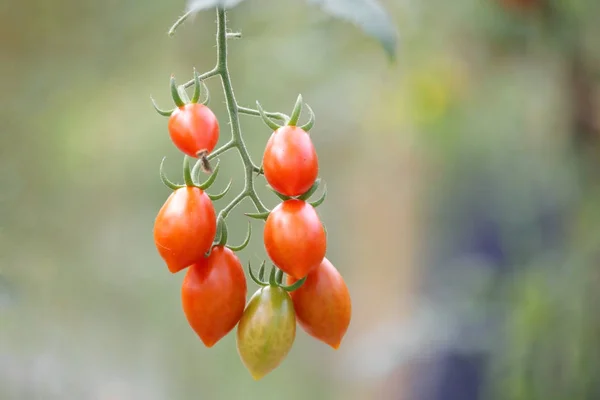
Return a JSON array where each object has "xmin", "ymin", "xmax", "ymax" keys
[
  {"xmin": 237, "ymin": 105, "xmax": 288, "ymax": 121},
  {"xmin": 214, "ymin": 7, "xmax": 269, "ymax": 219},
  {"xmin": 168, "ymin": 10, "xmax": 194, "ymax": 37},
  {"xmin": 207, "ymin": 140, "xmax": 235, "ymax": 160},
  {"xmin": 182, "ymin": 67, "xmax": 220, "ymax": 89}
]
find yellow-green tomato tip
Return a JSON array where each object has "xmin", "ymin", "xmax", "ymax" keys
[{"xmin": 236, "ymin": 286, "xmax": 296, "ymax": 380}]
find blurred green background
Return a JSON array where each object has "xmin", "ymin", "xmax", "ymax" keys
[{"xmin": 2, "ymin": 0, "xmax": 600, "ymax": 399}]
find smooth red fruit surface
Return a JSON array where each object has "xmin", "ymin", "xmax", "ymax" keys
[
  {"xmin": 181, "ymin": 246, "xmax": 247, "ymax": 347},
  {"xmin": 262, "ymin": 126, "xmax": 318, "ymax": 197},
  {"xmin": 263, "ymin": 199, "xmax": 326, "ymax": 279},
  {"xmin": 153, "ymin": 187, "xmax": 216, "ymax": 273},
  {"xmin": 236, "ymin": 286, "xmax": 296, "ymax": 380},
  {"xmin": 168, "ymin": 103, "xmax": 219, "ymax": 158},
  {"xmin": 287, "ymin": 258, "xmax": 351, "ymax": 349}
]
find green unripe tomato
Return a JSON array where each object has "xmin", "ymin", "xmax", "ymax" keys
[{"xmin": 236, "ymin": 285, "xmax": 296, "ymax": 380}]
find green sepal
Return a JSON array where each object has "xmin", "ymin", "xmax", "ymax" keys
[
  {"xmin": 287, "ymin": 94, "xmax": 303, "ymax": 126},
  {"xmin": 198, "ymin": 161, "xmax": 221, "ymax": 190},
  {"xmin": 256, "ymin": 101, "xmax": 282, "ymax": 131},
  {"xmin": 170, "ymin": 75, "xmax": 185, "ymax": 108},
  {"xmin": 308, "ymin": 185, "xmax": 327, "ymax": 208},
  {"xmin": 268, "ymin": 266, "xmax": 277, "ymax": 286},
  {"xmin": 207, "ymin": 180, "xmax": 232, "ymax": 201},
  {"xmin": 248, "ymin": 260, "xmax": 268, "ymax": 287},
  {"xmin": 215, "ymin": 217, "xmax": 228, "ymax": 247},
  {"xmin": 267, "ymin": 185, "xmax": 291, "ymax": 201},
  {"xmin": 245, "ymin": 211, "xmax": 270, "ymax": 221},
  {"xmin": 275, "ymin": 269, "xmax": 284, "ymax": 285},
  {"xmin": 191, "ymin": 69, "xmax": 202, "ymax": 104},
  {"xmin": 182, "ymin": 156, "xmax": 194, "ymax": 187},
  {"xmin": 191, "ymin": 158, "xmax": 202, "ymax": 183},
  {"xmin": 159, "ymin": 157, "xmax": 184, "ymax": 191},
  {"xmin": 258, "ymin": 262, "xmax": 266, "ymax": 281},
  {"xmin": 226, "ymin": 222, "xmax": 252, "ymax": 252},
  {"xmin": 201, "ymin": 82, "xmax": 211, "ymax": 106},
  {"xmin": 297, "ymin": 178, "xmax": 321, "ymax": 201},
  {"xmin": 150, "ymin": 96, "xmax": 174, "ymax": 117},
  {"xmin": 280, "ymin": 276, "xmax": 307, "ymax": 292},
  {"xmin": 299, "ymin": 104, "xmax": 315, "ymax": 132}
]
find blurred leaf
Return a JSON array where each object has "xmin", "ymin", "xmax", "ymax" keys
[
  {"xmin": 186, "ymin": 0, "xmax": 246, "ymax": 13},
  {"xmin": 305, "ymin": 0, "xmax": 398, "ymax": 59}
]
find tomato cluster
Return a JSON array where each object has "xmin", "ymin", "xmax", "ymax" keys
[{"xmin": 151, "ymin": 73, "xmax": 351, "ymax": 380}]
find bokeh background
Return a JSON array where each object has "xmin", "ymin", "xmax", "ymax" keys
[{"xmin": 2, "ymin": 0, "xmax": 600, "ymax": 399}]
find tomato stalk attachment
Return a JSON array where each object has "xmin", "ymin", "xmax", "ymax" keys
[
  {"xmin": 158, "ymin": 156, "xmax": 221, "ymax": 191},
  {"xmin": 195, "ymin": 150, "xmax": 213, "ymax": 174},
  {"xmin": 183, "ymin": 156, "xmax": 195, "ymax": 187},
  {"xmin": 215, "ymin": 217, "xmax": 229, "ymax": 247},
  {"xmin": 247, "ymin": 262, "xmax": 307, "ymax": 291}
]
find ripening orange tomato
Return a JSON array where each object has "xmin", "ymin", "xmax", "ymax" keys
[
  {"xmin": 263, "ymin": 199, "xmax": 326, "ymax": 279},
  {"xmin": 181, "ymin": 246, "xmax": 247, "ymax": 347},
  {"xmin": 168, "ymin": 103, "xmax": 219, "ymax": 158},
  {"xmin": 262, "ymin": 126, "xmax": 318, "ymax": 197},
  {"xmin": 287, "ymin": 258, "xmax": 351, "ymax": 349},
  {"xmin": 153, "ymin": 186, "xmax": 216, "ymax": 273}
]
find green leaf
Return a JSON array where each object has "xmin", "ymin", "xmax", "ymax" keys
[
  {"xmin": 306, "ymin": 0, "xmax": 398, "ymax": 60},
  {"xmin": 186, "ymin": 0, "xmax": 246, "ymax": 13}
]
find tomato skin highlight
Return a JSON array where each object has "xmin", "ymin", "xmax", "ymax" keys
[
  {"xmin": 236, "ymin": 286, "xmax": 296, "ymax": 380},
  {"xmin": 168, "ymin": 103, "xmax": 220, "ymax": 158},
  {"xmin": 262, "ymin": 126, "xmax": 318, "ymax": 197},
  {"xmin": 181, "ymin": 246, "xmax": 247, "ymax": 347},
  {"xmin": 153, "ymin": 187, "xmax": 217, "ymax": 273},
  {"xmin": 263, "ymin": 199, "xmax": 326, "ymax": 279},
  {"xmin": 287, "ymin": 258, "xmax": 351, "ymax": 349}
]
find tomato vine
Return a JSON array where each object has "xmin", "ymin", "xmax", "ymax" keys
[{"xmin": 151, "ymin": 5, "xmax": 351, "ymax": 380}]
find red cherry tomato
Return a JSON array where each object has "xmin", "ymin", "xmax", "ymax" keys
[
  {"xmin": 181, "ymin": 246, "xmax": 247, "ymax": 347},
  {"xmin": 287, "ymin": 258, "xmax": 351, "ymax": 349},
  {"xmin": 168, "ymin": 103, "xmax": 219, "ymax": 158},
  {"xmin": 236, "ymin": 285, "xmax": 296, "ymax": 380},
  {"xmin": 153, "ymin": 187, "xmax": 216, "ymax": 273},
  {"xmin": 262, "ymin": 126, "xmax": 318, "ymax": 197},
  {"xmin": 263, "ymin": 199, "xmax": 326, "ymax": 279}
]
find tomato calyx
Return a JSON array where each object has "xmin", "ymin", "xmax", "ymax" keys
[
  {"xmin": 248, "ymin": 261, "xmax": 307, "ymax": 292},
  {"xmin": 159, "ymin": 155, "xmax": 222, "ymax": 192},
  {"xmin": 208, "ymin": 217, "xmax": 252, "ymax": 254},
  {"xmin": 266, "ymin": 178, "xmax": 328, "ymax": 207},
  {"xmin": 256, "ymin": 94, "xmax": 316, "ymax": 132},
  {"xmin": 151, "ymin": 69, "xmax": 210, "ymax": 117}
]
